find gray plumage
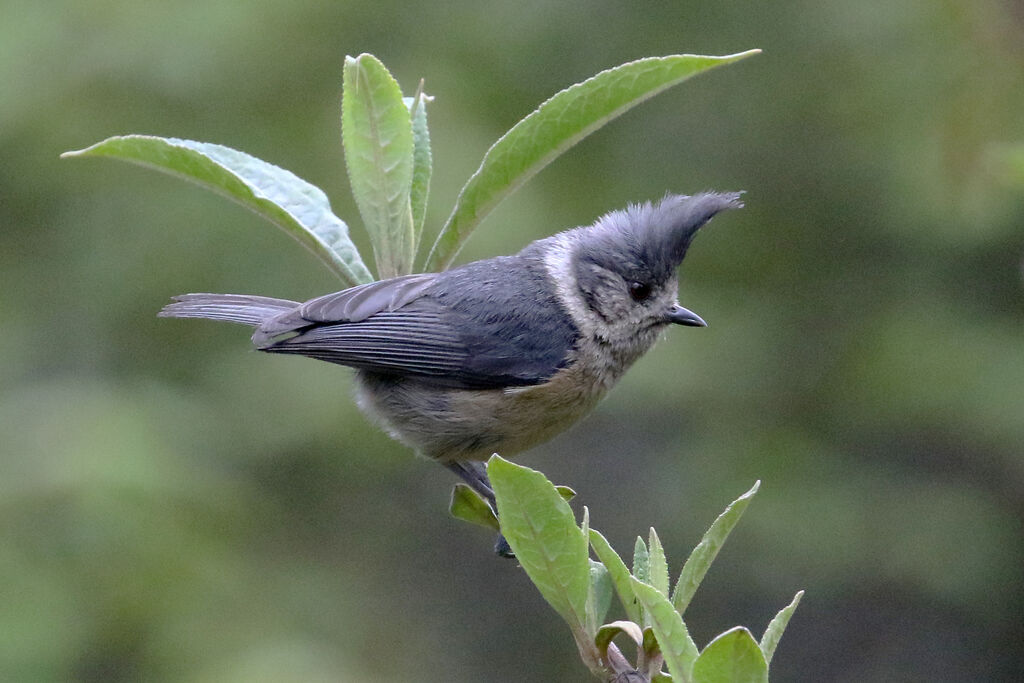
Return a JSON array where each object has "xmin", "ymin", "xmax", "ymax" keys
[{"xmin": 159, "ymin": 191, "xmax": 742, "ymax": 463}]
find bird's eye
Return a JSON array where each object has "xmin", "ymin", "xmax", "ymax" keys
[{"xmin": 628, "ymin": 281, "xmax": 652, "ymax": 302}]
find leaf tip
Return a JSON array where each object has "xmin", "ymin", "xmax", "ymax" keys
[
  {"xmin": 731, "ymin": 48, "xmax": 763, "ymax": 60},
  {"xmin": 485, "ymin": 452, "xmax": 510, "ymax": 471}
]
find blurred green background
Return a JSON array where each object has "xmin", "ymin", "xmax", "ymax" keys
[{"xmin": 2, "ymin": 1, "xmax": 1022, "ymax": 681}]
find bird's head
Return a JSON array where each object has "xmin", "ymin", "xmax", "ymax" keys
[{"xmin": 568, "ymin": 192, "xmax": 742, "ymax": 343}]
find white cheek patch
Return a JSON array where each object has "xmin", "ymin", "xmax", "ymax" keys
[{"xmin": 542, "ymin": 231, "xmax": 613, "ymax": 339}]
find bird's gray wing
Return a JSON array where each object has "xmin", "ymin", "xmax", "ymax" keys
[
  {"xmin": 253, "ymin": 265, "xmax": 577, "ymax": 389},
  {"xmin": 264, "ymin": 303, "xmax": 479, "ymax": 384}
]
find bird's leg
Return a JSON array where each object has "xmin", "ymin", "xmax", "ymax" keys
[
  {"xmin": 447, "ymin": 460, "xmax": 496, "ymax": 507},
  {"xmin": 445, "ymin": 461, "xmax": 514, "ymax": 558}
]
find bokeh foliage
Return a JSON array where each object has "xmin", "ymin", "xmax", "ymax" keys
[{"xmin": 2, "ymin": 1, "xmax": 1022, "ymax": 681}]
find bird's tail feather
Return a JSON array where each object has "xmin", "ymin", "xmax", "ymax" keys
[{"xmin": 158, "ymin": 293, "xmax": 299, "ymax": 327}]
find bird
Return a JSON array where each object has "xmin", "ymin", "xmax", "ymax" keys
[{"xmin": 159, "ymin": 191, "xmax": 741, "ymax": 538}]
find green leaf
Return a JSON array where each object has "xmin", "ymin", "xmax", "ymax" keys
[
  {"xmin": 759, "ymin": 590, "xmax": 803, "ymax": 666},
  {"xmin": 582, "ymin": 506, "xmax": 596, "ymax": 631},
  {"xmin": 692, "ymin": 627, "xmax": 768, "ymax": 683},
  {"xmin": 633, "ymin": 537, "xmax": 650, "ymax": 585},
  {"xmin": 342, "ymin": 53, "xmax": 415, "ymax": 278},
  {"xmin": 649, "ymin": 527, "xmax": 670, "ymax": 596},
  {"xmin": 448, "ymin": 483, "xmax": 499, "ymax": 531},
  {"xmin": 672, "ymin": 481, "xmax": 760, "ymax": 614},
  {"xmin": 595, "ymin": 620, "xmax": 644, "ymax": 659},
  {"xmin": 589, "ymin": 561, "xmax": 614, "ymax": 635},
  {"xmin": 61, "ymin": 135, "xmax": 373, "ymax": 287},
  {"xmin": 487, "ymin": 455, "xmax": 590, "ymax": 635},
  {"xmin": 405, "ymin": 86, "xmax": 433, "ymax": 258},
  {"xmin": 631, "ymin": 578, "xmax": 699, "ymax": 683},
  {"xmin": 425, "ymin": 49, "xmax": 760, "ymax": 271},
  {"xmin": 589, "ymin": 529, "xmax": 643, "ymax": 625},
  {"xmin": 555, "ymin": 485, "xmax": 577, "ymax": 502}
]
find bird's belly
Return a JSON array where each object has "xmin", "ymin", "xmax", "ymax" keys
[{"xmin": 355, "ymin": 363, "xmax": 611, "ymax": 463}]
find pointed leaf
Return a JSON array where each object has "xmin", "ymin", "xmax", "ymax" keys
[
  {"xmin": 449, "ymin": 483, "xmax": 499, "ymax": 531},
  {"xmin": 631, "ymin": 578, "xmax": 699, "ymax": 683},
  {"xmin": 633, "ymin": 537, "xmax": 650, "ymax": 585},
  {"xmin": 582, "ymin": 506, "xmax": 594, "ymax": 630},
  {"xmin": 555, "ymin": 485, "xmax": 577, "ymax": 502},
  {"xmin": 649, "ymin": 527, "xmax": 670, "ymax": 596},
  {"xmin": 342, "ymin": 53, "xmax": 415, "ymax": 278},
  {"xmin": 589, "ymin": 529, "xmax": 643, "ymax": 625},
  {"xmin": 595, "ymin": 620, "xmax": 644, "ymax": 659},
  {"xmin": 62, "ymin": 135, "xmax": 373, "ymax": 287},
  {"xmin": 405, "ymin": 87, "xmax": 433, "ymax": 258},
  {"xmin": 672, "ymin": 481, "xmax": 760, "ymax": 614},
  {"xmin": 487, "ymin": 455, "xmax": 590, "ymax": 635},
  {"xmin": 425, "ymin": 50, "xmax": 760, "ymax": 271},
  {"xmin": 759, "ymin": 590, "xmax": 803, "ymax": 666},
  {"xmin": 692, "ymin": 627, "xmax": 767, "ymax": 683}
]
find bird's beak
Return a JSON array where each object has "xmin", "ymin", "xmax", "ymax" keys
[{"xmin": 665, "ymin": 304, "xmax": 707, "ymax": 327}]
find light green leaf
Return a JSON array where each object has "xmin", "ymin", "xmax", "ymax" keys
[
  {"xmin": 589, "ymin": 559, "xmax": 614, "ymax": 632},
  {"xmin": 342, "ymin": 53, "xmax": 415, "ymax": 278},
  {"xmin": 487, "ymin": 455, "xmax": 590, "ymax": 635},
  {"xmin": 405, "ymin": 86, "xmax": 433, "ymax": 258},
  {"xmin": 61, "ymin": 135, "xmax": 373, "ymax": 287},
  {"xmin": 631, "ymin": 578, "xmax": 699, "ymax": 683},
  {"xmin": 634, "ymin": 537, "xmax": 650, "ymax": 585},
  {"xmin": 582, "ymin": 506, "xmax": 596, "ymax": 631},
  {"xmin": 692, "ymin": 627, "xmax": 768, "ymax": 683},
  {"xmin": 448, "ymin": 483, "xmax": 499, "ymax": 531},
  {"xmin": 425, "ymin": 50, "xmax": 760, "ymax": 271},
  {"xmin": 595, "ymin": 620, "xmax": 644, "ymax": 659},
  {"xmin": 672, "ymin": 481, "xmax": 760, "ymax": 614},
  {"xmin": 759, "ymin": 590, "xmax": 803, "ymax": 666},
  {"xmin": 589, "ymin": 529, "xmax": 643, "ymax": 625},
  {"xmin": 649, "ymin": 527, "xmax": 670, "ymax": 596}
]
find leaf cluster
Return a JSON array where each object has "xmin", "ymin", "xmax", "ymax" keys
[
  {"xmin": 63, "ymin": 51, "xmax": 758, "ymax": 282},
  {"xmin": 474, "ymin": 456, "xmax": 802, "ymax": 682}
]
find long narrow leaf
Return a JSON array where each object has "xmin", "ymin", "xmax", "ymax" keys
[
  {"xmin": 631, "ymin": 578, "xmax": 699, "ymax": 683},
  {"xmin": 634, "ymin": 536, "xmax": 650, "ymax": 584},
  {"xmin": 342, "ymin": 53, "xmax": 415, "ymax": 278},
  {"xmin": 62, "ymin": 135, "xmax": 373, "ymax": 287},
  {"xmin": 425, "ymin": 50, "xmax": 760, "ymax": 271},
  {"xmin": 672, "ymin": 481, "xmax": 760, "ymax": 614},
  {"xmin": 589, "ymin": 529, "xmax": 644, "ymax": 625},
  {"xmin": 649, "ymin": 527, "xmax": 670, "ymax": 596},
  {"xmin": 759, "ymin": 590, "xmax": 803, "ymax": 666},
  {"xmin": 406, "ymin": 88, "xmax": 433, "ymax": 259}
]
